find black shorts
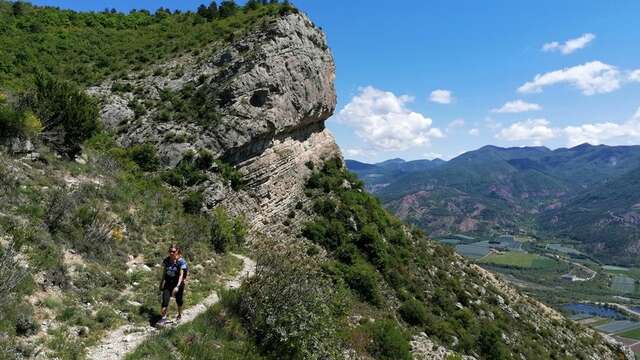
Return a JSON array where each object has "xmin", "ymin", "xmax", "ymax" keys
[{"xmin": 162, "ymin": 283, "xmax": 185, "ymax": 308}]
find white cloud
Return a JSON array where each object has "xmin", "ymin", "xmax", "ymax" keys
[
  {"xmin": 430, "ymin": 89, "xmax": 454, "ymax": 104},
  {"xmin": 563, "ymin": 108, "xmax": 640, "ymax": 146},
  {"xmin": 492, "ymin": 100, "xmax": 542, "ymax": 113},
  {"xmin": 469, "ymin": 128, "xmax": 480, "ymax": 136},
  {"xmin": 344, "ymin": 148, "xmax": 367, "ymax": 158},
  {"xmin": 336, "ymin": 86, "xmax": 444, "ymax": 151},
  {"xmin": 423, "ymin": 152, "xmax": 443, "ymax": 160},
  {"xmin": 518, "ymin": 61, "xmax": 620, "ymax": 95},
  {"xmin": 447, "ymin": 118, "xmax": 465, "ymax": 132},
  {"xmin": 542, "ymin": 33, "xmax": 595, "ymax": 55},
  {"xmin": 496, "ymin": 118, "xmax": 556, "ymax": 145},
  {"xmin": 630, "ymin": 69, "xmax": 640, "ymax": 82}
]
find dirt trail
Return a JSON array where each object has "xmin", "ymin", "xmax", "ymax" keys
[{"xmin": 85, "ymin": 254, "xmax": 256, "ymax": 360}]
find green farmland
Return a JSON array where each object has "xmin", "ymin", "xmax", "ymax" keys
[
  {"xmin": 479, "ymin": 252, "xmax": 559, "ymax": 269},
  {"xmin": 618, "ymin": 328, "xmax": 640, "ymax": 340}
]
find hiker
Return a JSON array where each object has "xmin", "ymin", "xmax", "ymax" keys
[{"xmin": 158, "ymin": 244, "xmax": 189, "ymax": 324}]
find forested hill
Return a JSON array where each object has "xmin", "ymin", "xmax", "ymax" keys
[{"xmin": 348, "ymin": 144, "xmax": 640, "ymax": 265}]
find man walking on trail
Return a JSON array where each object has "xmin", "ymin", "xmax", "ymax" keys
[{"xmin": 158, "ymin": 244, "xmax": 188, "ymax": 325}]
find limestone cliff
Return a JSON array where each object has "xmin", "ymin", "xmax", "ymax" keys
[{"xmin": 89, "ymin": 12, "xmax": 339, "ymax": 239}]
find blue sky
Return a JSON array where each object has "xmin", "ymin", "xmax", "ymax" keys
[{"xmin": 32, "ymin": 1, "xmax": 640, "ymax": 162}]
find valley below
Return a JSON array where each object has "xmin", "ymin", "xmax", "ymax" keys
[{"xmin": 349, "ymin": 149, "xmax": 640, "ymax": 358}]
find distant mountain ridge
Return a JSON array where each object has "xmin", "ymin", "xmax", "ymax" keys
[{"xmin": 347, "ymin": 143, "xmax": 640, "ymax": 265}]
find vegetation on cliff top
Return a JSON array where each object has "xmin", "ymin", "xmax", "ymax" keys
[{"xmin": 0, "ymin": 0, "xmax": 296, "ymax": 91}]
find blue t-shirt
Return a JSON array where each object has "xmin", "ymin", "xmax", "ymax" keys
[{"xmin": 163, "ymin": 257, "xmax": 188, "ymax": 285}]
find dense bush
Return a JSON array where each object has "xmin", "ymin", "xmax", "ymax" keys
[
  {"xmin": 162, "ymin": 151, "xmax": 208, "ymax": 187},
  {"xmin": 343, "ymin": 262, "xmax": 382, "ymax": 305},
  {"xmin": 15, "ymin": 311, "xmax": 39, "ymax": 336},
  {"xmin": 209, "ymin": 206, "xmax": 246, "ymax": 253},
  {"xmin": 238, "ymin": 241, "xmax": 343, "ymax": 359},
  {"xmin": 19, "ymin": 74, "xmax": 100, "ymax": 158},
  {"xmin": 182, "ymin": 191, "xmax": 204, "ymax": 214},
  {"xmin": 126, "ymin": 143, "xmax": 160, "ymax": 172},
  {"xmin": 363, "ymin": 320, "xmax": 411, "ymax": 360},
  {"xmin": 0, "ymin": 103, "xmax": 42, "ymax": 143},
  {"xmin": 399, "ymin": 298, "xmax": 429, "ymax": 326}
]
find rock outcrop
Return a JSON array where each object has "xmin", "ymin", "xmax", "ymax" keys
[{"xmin": 90, "ymin": 12, "xmax": 339, "ymax": 239}]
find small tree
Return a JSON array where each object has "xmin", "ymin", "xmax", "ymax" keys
[
  {"xmin": 218, "ymin": 0, "xmax": 238, "ymax": 18},
  {"xmin": 245, "ymin": 0, "xmax": 260, "ymax": 10},
  {"xmin": 12, "ymin": 1, "xmax": 26, "ymax": 16},
  {"xmin": 208, "ymin": 1, "xmax": 218, "ymax": 19}
]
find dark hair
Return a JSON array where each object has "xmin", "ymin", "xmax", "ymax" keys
[{"xmin": 168, "ymin": 244, "xmax": 182, "ymax": 254}]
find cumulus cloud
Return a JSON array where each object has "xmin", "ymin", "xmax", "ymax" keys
[
  {"xmin": 542, "ymin": 33, "xmax": 595, "ymax": 55},
  {"xmin": 469, "ymin": 128, "xmax": 480, "ymax": 136},
  {"xmin": 492, "ymin": 100, "xmax": 542, "ymax": 113},
  {"xmin": 447, "ymin": 118, "xmax": 465, "ymax": 132},
  {"xmin": 336, "ymin": 86, "xmax": 444, "ymax": 151},
  {"xmin": 564, "ymin": 108, "xmax": 640, "ymax": 146},
  {"xmin": 518, "ymin": 61, "xmax": 621, "ymax": 95},
  {"xmin": 630, "ymin": 70, "xmax": 640, "ymax": 82},
  {"xmin": 430, "ymin": 89, "xmax": 454, "ymax": 104},
  {"xmin": 496, "ymin": 118, "xmax": 556, "ymax": 145}
]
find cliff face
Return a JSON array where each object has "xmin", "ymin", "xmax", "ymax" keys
[{"xmin": 90, "ymin": 12, "xmax": 340, "ymax": 238}]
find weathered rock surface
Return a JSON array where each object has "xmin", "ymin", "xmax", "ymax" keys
[
  {"xmin": 90, "ymin": 12, "xmax": 336, "ymax": 166},
  {"xmin": 411, "ymin": 332, "xmax": 477, "ymax": 360}
]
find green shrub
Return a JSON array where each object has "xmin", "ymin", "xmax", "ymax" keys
[
  {"xmin": 162, "ymin": 154, "xmax": 208, "ymax": 187},
  {"xmin": 364, "ymin": 320, "xmax": 411, "ymax": 360},
  {"xmin": 15, "ymin": 312, "xmax": 38, "ymax": 336},
  {"xmin": 127, "ymin": 143, "xmax": 160, "ymax": 172},
  {"xmin": 209, "ymin": 207, "xmax": 246, "ymax": 253},
  {"xmin": 239, "ymin": 241, "xmax": 342, "ymax": 359},
  {"xmin": 20, "ymin": 74, "xmax": 100, "ymax": 158},
  {"xmin": 195, "ymin": 149, "xmax": 214, "ymax": 170},
  {"xmin": 182, "ymin": 191, "xmax": 204, "ymax": 214},
  {"xmin": 216, "ymin": 159, "xmax": 244, "ymax": 190},
  {"xmin": 477, "ymin": 323, "xmax": 508, "ymax": 360},
  {"xmin": 399, "ymin": 298, "xmax": 429, "ymax": 326},
  {"xmin": 344, "ymin": 263, "xmax": 381, "ymax": 305}
]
